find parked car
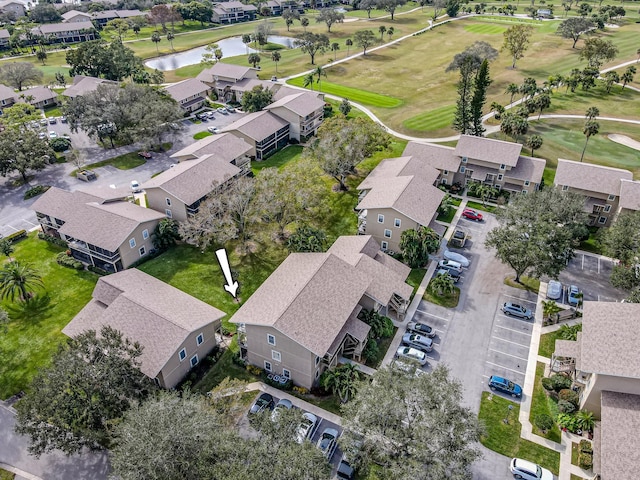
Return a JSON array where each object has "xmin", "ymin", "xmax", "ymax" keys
[
  {"xmin": 406, "ymin": 321, "xmax": 436, "ymax": 338},
  {"xmin": 196, "ymin": 113, "xmax": 208, "ymax": 121},
  {"xmin": 501, "ymin": 302, "xmax": 533, "ymax": 320},
  {"xmin": 206, "ymin": 111, "xmax": 216, "ymax": 119},
  {"xmin": 451, "ymin": 229, "xmax": 468, "ymax": 248},
  {"xmin": 317, "ymin": 428, "xmax": 339, "ymax": 460},
  {"xmin": 217, "ymin": 107, "xmax": 228, "ymax": 114},
  {"xmin": 207, "ymin": 126, "xmax": 220, "ymax": 134},
  {"xmin": 40, "ymin": 118, "xmax": 48, "ymax": 126},
  {"xmin": 488, "ymin": 375, "xmax": 522, "ymax": 398},
  {"xmin": 130, "ymin": 180, "xmax": 141, "ymax": 193},
  {"xmin": 60, "ymin": 116, "xmax": 67, "ymax": 123},
  {"xmin": 462, "ymin": 208, "xmax": 483, "ymax": 221},
  {"xmin": 48, "ymin": 131, "xmax": 57, "ymax": 139},
  {"xmin": 402, "ymin": 333, "xmax": 433, "ymax": 352},
  {"xmin": 438, "ymin": 259, "xmax": 463, "ymax": 272},
  {"xmin": 38, "ymin": 132, "xmax": 47, "ymax": 139},
  {"xmin": 435, "ymin": 268, "xmax": 460, "ymax": 283},
  {"xmin": 547, "ymin": 280, "xmax": 562, "ymax": 300},
  {"xmin": 443, "ymin": 249, "xmax": 470, "ymax": 267},
  {"xmin": 568, "ymin": 285, "xmax": 581, "ymax": 307},
  {"xmin": 271, "ymin": 398, "xmax": 293, "ymax": 421},
  {"xmin": 249, "ymin": 392, "xmax": 274, "ymax": 414},
  {"xmin": 295, "ymin": 412, "xmax": 318, "ymax": 443},
  {"xmin": 226, "ymin": 105, "xmax": 236, "ymax": 113},
  {"xmin": 509, "ymin": 458, "xmax": 553, "ymax": 480},
  {"xmin": 138, "ymin": 151, "xmax": 152, "ymax": 159},
  {"xmin": 336, "ymin": 457, "xmax": 355, "ymax": 480},
  {"xmin": 396, "ymin": 346, "xmax": 428, "ymax": 366},
  {"xmin": 49, "ymin": 117, "xmax": 57, "ymax": 124}
]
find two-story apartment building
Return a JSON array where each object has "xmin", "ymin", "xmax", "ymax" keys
[
  {"xmin": 90, "ymin": 9, "xmax": 143, "ymax": 26},
  {"xmin": 551, "ymin": 301, "xmax": 640, "ymax": 480},
  {"xmin": 0, "ymin": 0, "xmax": 25, "ymax": 18},
  {"xmin": 62, "ymin": 75, "xmax": 118, "ymax": 99},
  {"xmin": 356, "ymin": 155, "xmax": 445, "ymax": 252},
  {"xmin": 0, "ymin": 83, "xmax": 15, "ymax": 111},
  {"xmin": 265, "ymin": 91, "xmax": 325, "ymax": 141},
  {"xmin": 263, "ymin": 0, "xmax": 305, "ymax": 16},
  {"xmin": 211, "ymin": 1, "xmax": 257, "ymax": 24},
  {"xmin": 18, "ymin": 85, "xmax": 57, "ymax": 108},
  {"xmin": 31, "ymin": 187, "xmax": 165, "ymax": 272},
  {"xmin": 61, "ymin": 9, "xmax": 91, "ymax": 22},
  {"xmin": 0, "ymin": 29, "xmax": 9, "ymax": 49},
  {"xmin": 618, "ymin": 179, "xmax": 640, "ymax": 216},
  {"xmin": 231, "ymin": 235, "xmax": 412, "ymax": 389},
  {"xmin": 196, "ymin": 62, "xmax": 259, "ymax": 101},
  {"xmin": 554, "ymin": 159, "xmax": 636, "ymax": 227},
  {"xmin": 221, "ymin": 110, "xmax": 290, "ymax": 160},
  {"xmin": 63, "ymin": 269, "xmax": 226, "ymax": 389},
  {"xmin": 31, "ymin": 21, "xmax": 97, "ymax": 43},
  {"xmin": 143, "ymin": 133, "xmax": 253, "ymax": 222},
  {"xmin": 163, "ymin": 78, "xmax": 211, "ymax": 113}
]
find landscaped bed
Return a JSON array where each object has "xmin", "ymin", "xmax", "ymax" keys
[
  {"xmin": 530, "ymin": 362, "xmax": 562, "ymax": 443},
  {"xmin": 539, "ymin": 330, "xmax": 564, "ymax": 358},
  {"xmin": 70, "ymin": 152, "xmax": 146, "ymax": 176},
  {"xmin": 423, "ymin": 281, "xmax": 460, "ymax": 308}
]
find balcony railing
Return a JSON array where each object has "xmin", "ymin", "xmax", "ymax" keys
[{"xmin": 68, "ymin": 240, "xmax": 120, "ymax": 262}]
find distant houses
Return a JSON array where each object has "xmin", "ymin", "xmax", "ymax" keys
[
  {"xmin": 0, "ymin": 84, "xmax": 58, "ymax": 111},
  {"xmin": 163, "ymin": 78, "xmax": 211, "ymax": 113}
]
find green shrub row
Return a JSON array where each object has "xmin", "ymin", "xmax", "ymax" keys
[
  {"xmin": 55, "ymin": 251, "xmax": 84, "ymax": 270},
  {"xmin": 24, "ymin": 185, "xmax": 50, "ymax": 200},
  {"xmin": 4, "ymin": 229, "xmax": 27, "ymax": 243},
  {"xmin": 37, "ymin": 231, "xmax": 68, "ymax": 248},
  {"xmin": 88, "ymin": 265, "xmax": 110, "ymax": 276}
]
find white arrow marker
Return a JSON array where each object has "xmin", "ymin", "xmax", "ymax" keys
[{"xmin": 215, "ymin": 248, "xmax": 239, "ymax": 298}]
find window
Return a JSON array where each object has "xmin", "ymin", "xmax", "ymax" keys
[
  {"xmin": 165, "ymin": 209, "xmax": 172, "ymax": 218},
  {"xmin": 598, "ymin": 216, "xmax": 607, "ymax": 224},
  {"xmin": 154, "ymin": 377, "xmax": 160, "ymax": 387},
  {"xmin": 197, "ymin": 333, "xmax": 204, "ymax": 345},
  {"xmin": 460, "ymin": 166, "xmax": 466, "ymax": 173},
  {"xmin": 441, "ymin": 178, "xmax": 447, "ymax": 185},
  {"xmin": 522, "ymin": 190, "xmax": 528, "ymax": 194},
  {"xmin": 443, "ymin": 170, "xmax": 449, "ymax": 175},
  {"xmin": 315, "ymin": 356, "xmax": 320, "ymax": 366},
  {"xmin": 500, "ymin": 164, "xmax": 506, "ymax": 171},
  {"xmin": 282, "ymin": 369, "xmax": 291, "ymax": 379},
  {"xmin": 394, "ymin": 218, "xmax": 401, "ymax": 228},
  {"xmin": 384, "ymin": 229, "xmax": 392, "ymax": 238},
  {"xmin": 377, "ymin": 214, "xmax": 384, "ymax": 223},
  {"xmin": 604, "ymin": 205, "xmax": 611, "ymax": 213},
  {"xmin": 264, "ymin": 361, "xmax": 272, "ymax": 372},
  {"xmin": 562, "ymin": 185, "xmax": 569, "ymax": 191},
  {"xmin": 139, "ymin": 246, "xmax": 146, "ymax": 257},
  {"xmin": 272, "ymin": 350, "xmax": 281, "ymax": 362},
  {"xmin": 524, "ymin": 180, "xmax": 530, "ymax": 186},
  {"xmin": 608, "ymin": 194, "xmax": 616, "ymax": 201},
  {"xmin": 461, "ymin": 157, "xmax": 467, "ymax": 163},
  {"xmin": 497, "ymin": 174, "xmax": 504, "ymax": 181},
  {"xmin": 179, "ymin": 348, "xmax": 186, "ymax": 361},
  {"xmin": 166, "ymin": 198, "xmax": 172, "ymax": 206},
  {"xmin": 381, "ymin": 241, "xmax": 388, "ymax": 250},
  {"xmin": 129, "ymin": 238, "xmax": 136, "ymax": 248},
  {"xmin": 267, "ymin": 334, "xmax": 276, "ymax": 346},
  {"xmin": 315, "ymin": 369, "xmax": 320, "ymax": 379},
  {"xmin": 142, "ymin": 229, "xmax": 149, "ymax": 240},
  {"xmin": 190, "ymin": 354, "xmax": 199, "ymax": 367}
]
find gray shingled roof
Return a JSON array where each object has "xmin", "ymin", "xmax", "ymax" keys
[
  {"xmin": 598, "ymin": 391, "xmax": 640, "ymax": 480},
  {"xmin": 272, "ymin": 85, "xmax": 305, "ymax": 102},
  {"xmin": 619, "ymin": 179, "xmax": 640, "ymax": 211},
  {"xmin": 454, "ymin": 135, "xmax": 522, "ymax": 167},
  {"xmin": 357, "ymin": 156, "xmax": 444, "ymax": 228},
  {"xmin": 61, "ymin": 9, "xmax": 90, "ymax": 20},
  {"xmin": 221, "ymin": 111, "xmax": 288, "ymax": 141},
  {"xmin": 31, "ymin": 187, "xmax": 164, "ymax": 252},
  {"xmin": 196, "ymin": 63, "xmax": 256, "ymax": 84},
  {"xmin": 231, "ymin": 78, "xmax": 274, "ymax": 93},
  {"xmin": 0, "ymin": 83, "xmax": 14, "ymax": 101},
  {"xmin": 34, "ymin": 21, "xmax": 95, "ymax": 34},
  {"xmin": 0, "ymin": 29, "xmax": 10, "ymax": 40},
  {"xmin": 171, "ymin": 131, "xmax": 252, "ymax": 161},
  {"xmin": 580, "ymin": 302, "xmax": 640, "ymax": 379},
  {"xmin": 163, "ymin": 78, "xmax": 210, "ymax": 103},
  {"xmin": 401, "ymin": 141, "xmax": 461, "ymax": 172},
  {"xmin": 62, "ymin": 269, "xmax": 225, "ymax": 378},
  {"xmin": 266, "ymin": 92, "xmax": 325, "ymax": 118},
  {"xmin": 505, "ymin": 155, "xmax": 546, "ymax": 184},
  {"xmin": 63, "ymin": 76, "xmax": 117, "ymax": 98},
  {"xmin": 555, "ymin": 159, "xmax": 633, "ymax": 196},
  {"xmin": 18, "ymin": 86, "xmax": 57, "ymax": 105}
]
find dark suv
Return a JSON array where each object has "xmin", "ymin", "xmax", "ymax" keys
[{"xmin": 488, "ymin": 375, "xmax": 523, "ymax": 398}]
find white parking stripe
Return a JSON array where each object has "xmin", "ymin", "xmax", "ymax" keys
[
  {"xmin": 494, "ymin": 324, "xmax": 533, "ymax": 336},
  {"xmin": 415, "ymin": 310, "xmax": 450, "ymax": 322},
  {"xmin": 582, "ymin": 254, "xmax": 585, "ymax": 270},
  {"xmin": 486, "ymin": 361, "xmax": 525, "ymax": 375},
  {"xmin": 491, "ymin": 336, "xmax": 531, "ymax": 348},
  {"xmin": 489, "ymin": 348, "xmax": 529, "ymax": 361},
  {"xmin": 598, "ymin": 258, "xmax": 601, "ymax": 274},
  {"xmin": 502, "ymin": 294, "xmax": 537, "ymax": 305}
]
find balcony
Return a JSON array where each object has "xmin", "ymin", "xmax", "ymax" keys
[{"xmin": 68, "ymin": 240, "xmax": 120, "ymax": 262}]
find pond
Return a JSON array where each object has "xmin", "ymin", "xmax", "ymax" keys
[{"xmin": 145, "ymin": 35, "xmax": 296, "ymax": 71}]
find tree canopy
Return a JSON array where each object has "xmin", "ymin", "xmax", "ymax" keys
[
  {"xmin": 601, "ymin": 211, "xmax": 640, "ymax": 291},
  {"xmin": 316, "ymin": 8, "xmax": 344, "ymax": 32},
  {"xmin": 0, "ymin": 129, "xmax": 53, "ymax": 183},
  {"xmin": 353, "ymin": 29, "xmax": 377, "ymax": 55},
  {"xmin": 241, "ymin": 85, "xmax": 274, "ymax": 113},
  {"xmin": 0, "ymin": 62, "xmax": 43, "ymax": 91},
  {"xmin": 294, "ymin": 32, "xmax": 330, "ymax": 65},
  {"xmin": 399, "ymin": 226, "xmax": 440, "ymax": 268},
  {"xmin": 446, "ymin": 41, "xmax": 499, "ymax": 72},
  {"xmin": 557, "ymin": 17, "xmax": 594, "ymax": 48},
  {"xmin": 579, "ymin": 37, "xmax": 618, "ymax": 68},
  {"xmin": 502, "ymin": 25, "xmax": 534, "ymax": 68},
  {"xmin": 66, "ymin": 40, "xmax": 146, "ymax": 81}
]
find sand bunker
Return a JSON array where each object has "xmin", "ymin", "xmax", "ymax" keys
[{"xmin": 608, "ymin": 134, "xmax": 640, "ymax": 152}]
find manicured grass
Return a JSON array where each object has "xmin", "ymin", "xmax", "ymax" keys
[
  {"xmin": 579, "ymin": 227, "xmax": 603, "ymax": 255},
  {"xmin": 43, "ymin": 105, "xmax": 63, "ymax": 118},
  {"xmin": 423, "ymin": 282, "xmax": 460, "ymax": 308},
  {"xmin": 0, "ymin": 234, "xmax": 98, "ymax": 399},
  {"xmin": 403, "ymin": 104, "xmax": 455, "ymax": 133},
  {"xmin": 538, "ymin": 330, "xmax": 564, "ymax": 359},
  {"xmin": 407, "ymin": 268, "xmax": 426, "ymax": 299},
  {"xmin": 251, "ymin": 145, "xmax": 304, "ymax": 174},
  {"xmin": 465, "ymin": 200, "xmax": 497, "ymax": 213},
  {"xmin": 544, "ymin": 82, "xmax": 640, "ymax": 121},
  {"xmin": 193, "ymin": 131, "xmax": 213, "ymax": 140},
  {"xmin": 479, "ymin": 391, "xmax": 560, "ymax": 475},
  {"xmin": 542, "ymin": 167, "xmax": 555, "ymax": 188},
  {"xmin": 571, "ymin": 442, "xmax": 579, "ymax": 466},
  {"xmin": 504, "ymin": 275, "xmax": 541, "ymax": 293},
  {"xmin": 436, "ymin": 199, "xmax": 460, "ymax": 224},
  {"xmin": 530, "ymin": 362, "xmax": 562, "ymax": 443},
  {"xmin": 463, "ymin": 23, "xmax": 507, "ymax": 34},
  {"xmin": 0, "ymin": 469, "xmax": 15, "ymax": 480},
  {"xmin": 287, "ymin": 76, "xmax": 404, "ymax": 108},
  {"xmin": 192, "ymin": 338, "xmax": 256, "ymax": 394},
  {"xmin": 70, "ymin": 152, "xmax": 146, "ymax": 177},
  {"xmin": 325, "ymin": 98, "xmax": 368, "ymax": 120}
]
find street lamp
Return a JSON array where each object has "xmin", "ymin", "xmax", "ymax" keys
[{"xmin": 503, "ymin": 404, "xmax": 514, "ymax": 425}]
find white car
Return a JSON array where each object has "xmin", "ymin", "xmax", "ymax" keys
[
  {"xmin": 271, "ymin": 398, "xmax": 293, "ymax": 421},
  {"xmin": 396, "ymin": 346, "xmax": 427, "ymax": 366},
  {"xmin": 509, "ymin": 458, "xmax": 554, "ymax": 480},
  {"xmin": 443, "ymin": 249, "xmax": 470, "ymax": 267},
  {"xmin": 547, "ymin": 280, "xmax": 562, "ymax": 300},
  {"xmin": 207, "ymin": 126, "xmax": 220, "ymax": 134},
  {"xmin": 48, "ymin": 131, "xmax": 57, "ymax": 139},
  {"xmin": 317, "ymin": 427, "xmax": 339, "ymax": 460},
  {"xmin": 130, "ymin": 180, "xmax": 141, "ymax": 193},
  {"xmin": 438, "ymin": 259, "xmax": 463, "ymax": 272},
  {"xmin": 296, "ymin": 412, "xmax": 318, "ymax": 443},
  {"xmin": 402, "ymin": 333, "xmax": 433, "ymax": 352}
]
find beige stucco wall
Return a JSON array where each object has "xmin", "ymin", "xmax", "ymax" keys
[
  {"xmin": 245, "ymin": 324, "xmax": 320, "ymax": 389},
  {"xmin": 145, "ymin": 187, "xmax": 187, "ymax": 222},
  {"xmin": 158, "ymin": 322, "xmax": 221, "ymax": 389},
  {"xmin": 118, "ymin": 220, "xmax": 160, "ymax": 269},
  {"xmin": 557, "ymin": 186, "xmax": 619, "ymax": 227},
  {"xmin": 363, "ymin": 208, "xmax": 422, "ymax": 252},
  {"xmin": 224, "ymin": 130, "xmax": 257, "ymax": 158},
  {"xmin": 266, "ymin": 106, "xmax": 300, "ymax": 140},
  {"xmin": 581, "ymin": 373, "xmax": 640, "ymax": 417}
]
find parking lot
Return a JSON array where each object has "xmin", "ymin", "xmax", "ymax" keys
[{"xmin": 559, "ymin": 251, "xmax": 626, "ymax": 303}]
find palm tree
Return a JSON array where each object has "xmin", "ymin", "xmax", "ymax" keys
[
  {"xmin": 313, "ymin": 65, "xmax": 327, "ymax": 92},
  {"xmin": 0, "ymin": 261, "xmax": 44, "ymax": 303},
  {"xmin": 475, "ymin": 183, "xmax": 498, "ymax": 207},
  {"xmin": 575, "ymin": 410, "xmax": 595, "ymax": 433},
  {"xmin": 585, "ymin": 106, "xmax": 599, "ymax": 121},
  {"xmin": 321, "ymin": 363, "xmax": 360, "ymax": 403},
  {"xmin": 387, "ymin": 27, "xmax": 394, "ymax": 40},
  {"xmin": 345, "ymin": 38, "xmax": 353, "ymax": 56},
  {"xmin": 242, "ymin": 34, "xmax": 251, "ymax": 54},
  {"xmin": 331, "ymin": 42, "xmax": 339, "ymax": 61},
  {"xmin": 247, "ymin": 53, "xmax": 261, "ymax": 68},
  {"xmin": 301, "ymin": 17, "xmax": 309, "ymax": 32},
  {"xmin": 580, "ymin": 120, "xmax": 599, "ymax": 162},
  {"xmin": 505, "ymin": 83, "xmax": 520, "ymax": 105},
  {"xmin": 271, "ymin": 50, "xmax": 281, "ymax": 73},
  {"xmin": 151, "ymin": 31, "xmax": 161, "ymax": 53},
  {"xmin": 303, "ymin": 72, "xmax": 315, "ymax": 90},
  {"xmin": 525, "ymin": 134, "xmax": 543, "ymax": 156},
  {"xmin": 167, "ymin": 31, "xmax": 175, "ymax": 51},
  {"xmin": 430, "ymin": 273, "xmax": 455, "ymax": 296},
  {"xmin": 490, "ymin": 102, "xmax": 505, "ymax": 120},
  {"xmin": 378, "ymin": 25, "xmax": 387, "ymax": 40}
]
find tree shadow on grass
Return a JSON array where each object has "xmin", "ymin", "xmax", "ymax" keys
[{"xmin": 5, "ymin": 293, "xmax": 51, "ymax": 322}]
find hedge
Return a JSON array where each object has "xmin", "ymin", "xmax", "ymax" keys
[
  {"xmin": 24, "ymin": 185, "xmax": 50, "ymax": 200},
  {"xmin": 4, "ymin": 229, "xmax": 27, "ymax": 243},
  {"xmin": 37, "ymin": 231, "xmax": 68, "ymax": 248},
  {"xmin": 55, "ymin": 251, "xmax": 84, "ymax": 270}
]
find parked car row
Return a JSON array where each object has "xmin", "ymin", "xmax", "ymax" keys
[
  {"xmin": 196, "ymin": 105, "xmax": 238, "ymax": 122},
  {"xmin": 547, "ymin": 280, "xmax": 581, "ymax": 306}
]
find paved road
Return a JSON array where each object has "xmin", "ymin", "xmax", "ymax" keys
[{"xmin": 0, "ymin": 405, "xmax": 109, "ymax": 480}]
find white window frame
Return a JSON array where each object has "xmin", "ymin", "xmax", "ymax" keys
[
  {"xmin": 604, "ymin": 205, "xmax": 611, "ymax": 213},
  {"xmin": 166, "ymin": 198, "xmax": 172, "ymax": 206},
  {"xmin": 282, "ymin": 368, "xmax": 291, "ymax": 379},
  {"xmin": 441, "ymin": 178, "xmax": 447, "ymax": 185},
  {"xmin": 377, "ymin": 214, "xmax": 384, "ymax": 223},
  {"xmin": 381, "ymin": 241, "xmax": 388, "ymax": 250},
  {"xmin": 315, "ymin": 369, "xmax": 320, "ymax": 379},
  {"xmin": 524, "ymin": 180, "xmax": 530, "ymax": 186},
  {"xmin": 460, "ymin": 166, "xmax": 466, "ymax": 173},
  {"xmin": 500, "ymin": 164, "xmax": 506, "ymax": 171},
  {"xmin": 522, "ymin": 190, "xmax": 528, "ymax": 194},
  {"xmin": 315, "ymin": 356, "xmax": 320, "ymax": 366},
  {"xmin": 267, "ymin": 334, "xmax": 276, "ymax": 346},
  {"xmin": 497, "ymin": 174, "xmax": 504, "ymax": 181},
  {"xmin": 190, "ymin": 354, "xmax": 199, "ymax": 367},
  {"xmin": 384, "ymin": 229, "xmax": 392, "ymax": 238},
  {"xmin": 271, "ymin": 350, "xmax": 281, "ymax": 362},
  {"xmin": 608, "ymin": 194, "xmax": 616, "ymax": 201},
  {"xmin": 142, "ymin": 229, "xmax": 149, "ymax": 240},
  {"xmin": 443, "ymin": 170, "xmax": 449, "ymax": 175},
  {"xmin": 165, "ymin": 209, "xmax": 172, "ymax": 218},
  {"xmin": 394, "ymin": 218, "xmax": 401, "ymax": 228},
  {"xmin": 139, "ymin": 246, "xmax": 146, "ymax": 257},
  {"xmin": 197, "ymin": 333, "xmax": 204, "ymax": 345},
  {"xmin": 129, "ymin": 238, "xmax": 136, "ymax": 248},
  {"xmin": 598, "ymin": 216, "xmax": 607, "ymax": 224},
  {"xmin": 562, "ymin": 185, "xmax": 569, "ymax": 191},
  {"xmin": 264, "ymin": 361, "xmax": 272, "ymax": 372},
  {"xmin": 179, "ymin": 348, "xmax": 186, "ymax": 361},
  {"xmin": 461, "ymin": 157, "xmax": 467, "ymax": 163}
]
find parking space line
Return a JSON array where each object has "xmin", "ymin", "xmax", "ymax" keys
[
  {"xmin": 486, "ymin": 361, "xmax": 525, "ymax": 375},
  {"xmin": 598, "ymin": 258, "xmax": 601, "ymax": 274},
  {"xmin": 489, "ymin": 349, "xmax": 528, "ymax": 361},
  {"xmin": 491, "ymin": 336, "xmax": 531, "ymax": 348},
  {"xmin": 415, "ymin": 310, "xmax": 450, "ymax": 322},
  {"xmin": 494, "ymin": 324, "xmax": 533, "ymax": 336},
  {"xmin": 582, "ymin": 254, "xmax": 584, "ymax": 270},
  {"xmin": 502, "ymin": 294, "xmax": 537, "ymax": 305}
]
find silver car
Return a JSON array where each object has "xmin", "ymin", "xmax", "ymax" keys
[
  {"xmin": 501, "ymin": 302, "xmax": 533, "ymax": 320},
  {"xmin": 402, "ymin": 333, "xmax": 433, "ymax": 352},
  {"xmin": 396, "ymin": 346, "xmax": 428, "ymax": 366},
  {"xmin": 547, "ymin": 280, "xmax": 562, "ymax": 300}
]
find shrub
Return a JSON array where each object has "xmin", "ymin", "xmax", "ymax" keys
[
  {"xmin": 87, "ymin": 265, "xmax": 109, "ymax": 276},
  {"xmin": 559, "ymin": 389, "xmax": 580, "ymax": 407},
  {"xmin": 541, "ymin": 377, "xmax": 555, "ymax": 391},
  {"xmin": 292, "ymin": 386, "xmax": 309, "ymax": 395},
  {"xmin": 534, "ymin": 414, "xmax": 554, "ymax": 433},
  {"xmin": 231, "ymin": 351, "xmax": 246, "ymax": 367},
  {"xmin": 50, "ymin": 137, "xmax": 71, "ymax": 152},
  {"xmin": 578, "ymin": 452, "xmax": 593, "ymax": 470},
  {"xmin": 557, "ymin": 399, "xmax": 576, "ymax": 414},
  {"xmin": 579, "ymin": 439, "xmax": 593, "ymax": 454},
  {"xmin": 246, "ymin": 364, "xmax": 263, "ymax": 376},
  {"xmin": 55, "ymin": 251, "xmax": 84, "ymax": 270},
  {"xmin": 362, "ymin": 339, "xmax": 379, "ymax": 362},
  {"xmin": 5, "ymin": 229, "xmax": 27, "ymax": 243},
  {"xmin": 380, "ymin": 317, "xmax": 394, "ymax": 338},
  {"xmin": 557, "ymin": 413, "xmax": 580, "ymax": 432},
  {"xmin": 37, "ymin": 231, "xmax": 68, "ymax": 248},
  {"xmin": 24, "ymin": 185, "xmax": 50, "ymax": 200},
  {"xmin": 551, "ymin": 373, "xmax": 572, "ymax": 391}
]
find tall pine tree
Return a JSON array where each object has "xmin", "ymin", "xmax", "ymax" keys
[
  {"xmin": 470, "ymin": 59, "xmax": 491, "ymax": 137},
  {"xmin": 452, "ymin": 55, "xmax": 474, "ymax": 135}
]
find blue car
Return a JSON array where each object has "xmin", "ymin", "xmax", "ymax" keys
[
  {"xmin": 568, "ymin": 285, "xmax": 581, "ymax": 307},
  {"xmin": 488, "ymin": 375, "xmax": 523, "ymax": 398}
]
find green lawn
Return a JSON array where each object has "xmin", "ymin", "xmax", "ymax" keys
[
  {"xmin": 0, "ymin": 234, "xmax": 98, "ymax": 399},
  {"xmin": 43, "ymin": 105, "xmax": 63, "ymax": 118},
  {"xmin": 288, "ymin": 76, "xmax": 404, "ymax": 108},
  {"xmin": 403, "ymin": 104, "xmax": 456, "ymax": 133},
  {"xmin": 538, "ymin": 330, "xmax": 563, "ymax": 358},
  {"xmin": 436, "ymin": 200, "xmax": 460, "ymax": 224},
  {"xmin": 463, "ymin": 23, "xmax": 507, "ymax": 35},
  {"xmin": 466, "ymin": 200, "xmax": 497, "ymax": 213},
  {"xmin": 530, "ymin": 362, "xmax": 562, "ymax": 443},
  {"xmin": 0, "ymin": 469, "xmax": 15, "ymax": 480},
  {"xmin": 193, "ymin": 131, "xmax": 213, "ymax": 140},
  {"xmin": 423, "ymin": 282, "xmax": 460, "ymax": 308},
  {"xmin": 192, "ymin": 338, "xmax": 256, "ymax": 394},
  {"xmin": 251, "ymin": 145, "xmax": 304, "ymax": 174},
  {"xmin": 407, "ymin": 268, "xmax": 426, "ymax": 300},
  {"xmin": 71, "ymin": 152, "xmax": 146, "ymax": 176},
  {"xmin": 479, "ymin": 392, "xmax": 560, "ymax": 475},
  {"xmin": 579, "ymin": 227, "xmax": 603, "ymax": 255},
  {"xmin": 504, "ymin": 275, "xmax": 541, "ymax": 294}
]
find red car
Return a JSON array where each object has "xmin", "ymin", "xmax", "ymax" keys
[
  {"xmin": 138, "ymin": 151, "xmax": 152, "ymax": 159},
  {"xmin": 462, "ymin": 208, "xmax": 483, "ymax": 221}
]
